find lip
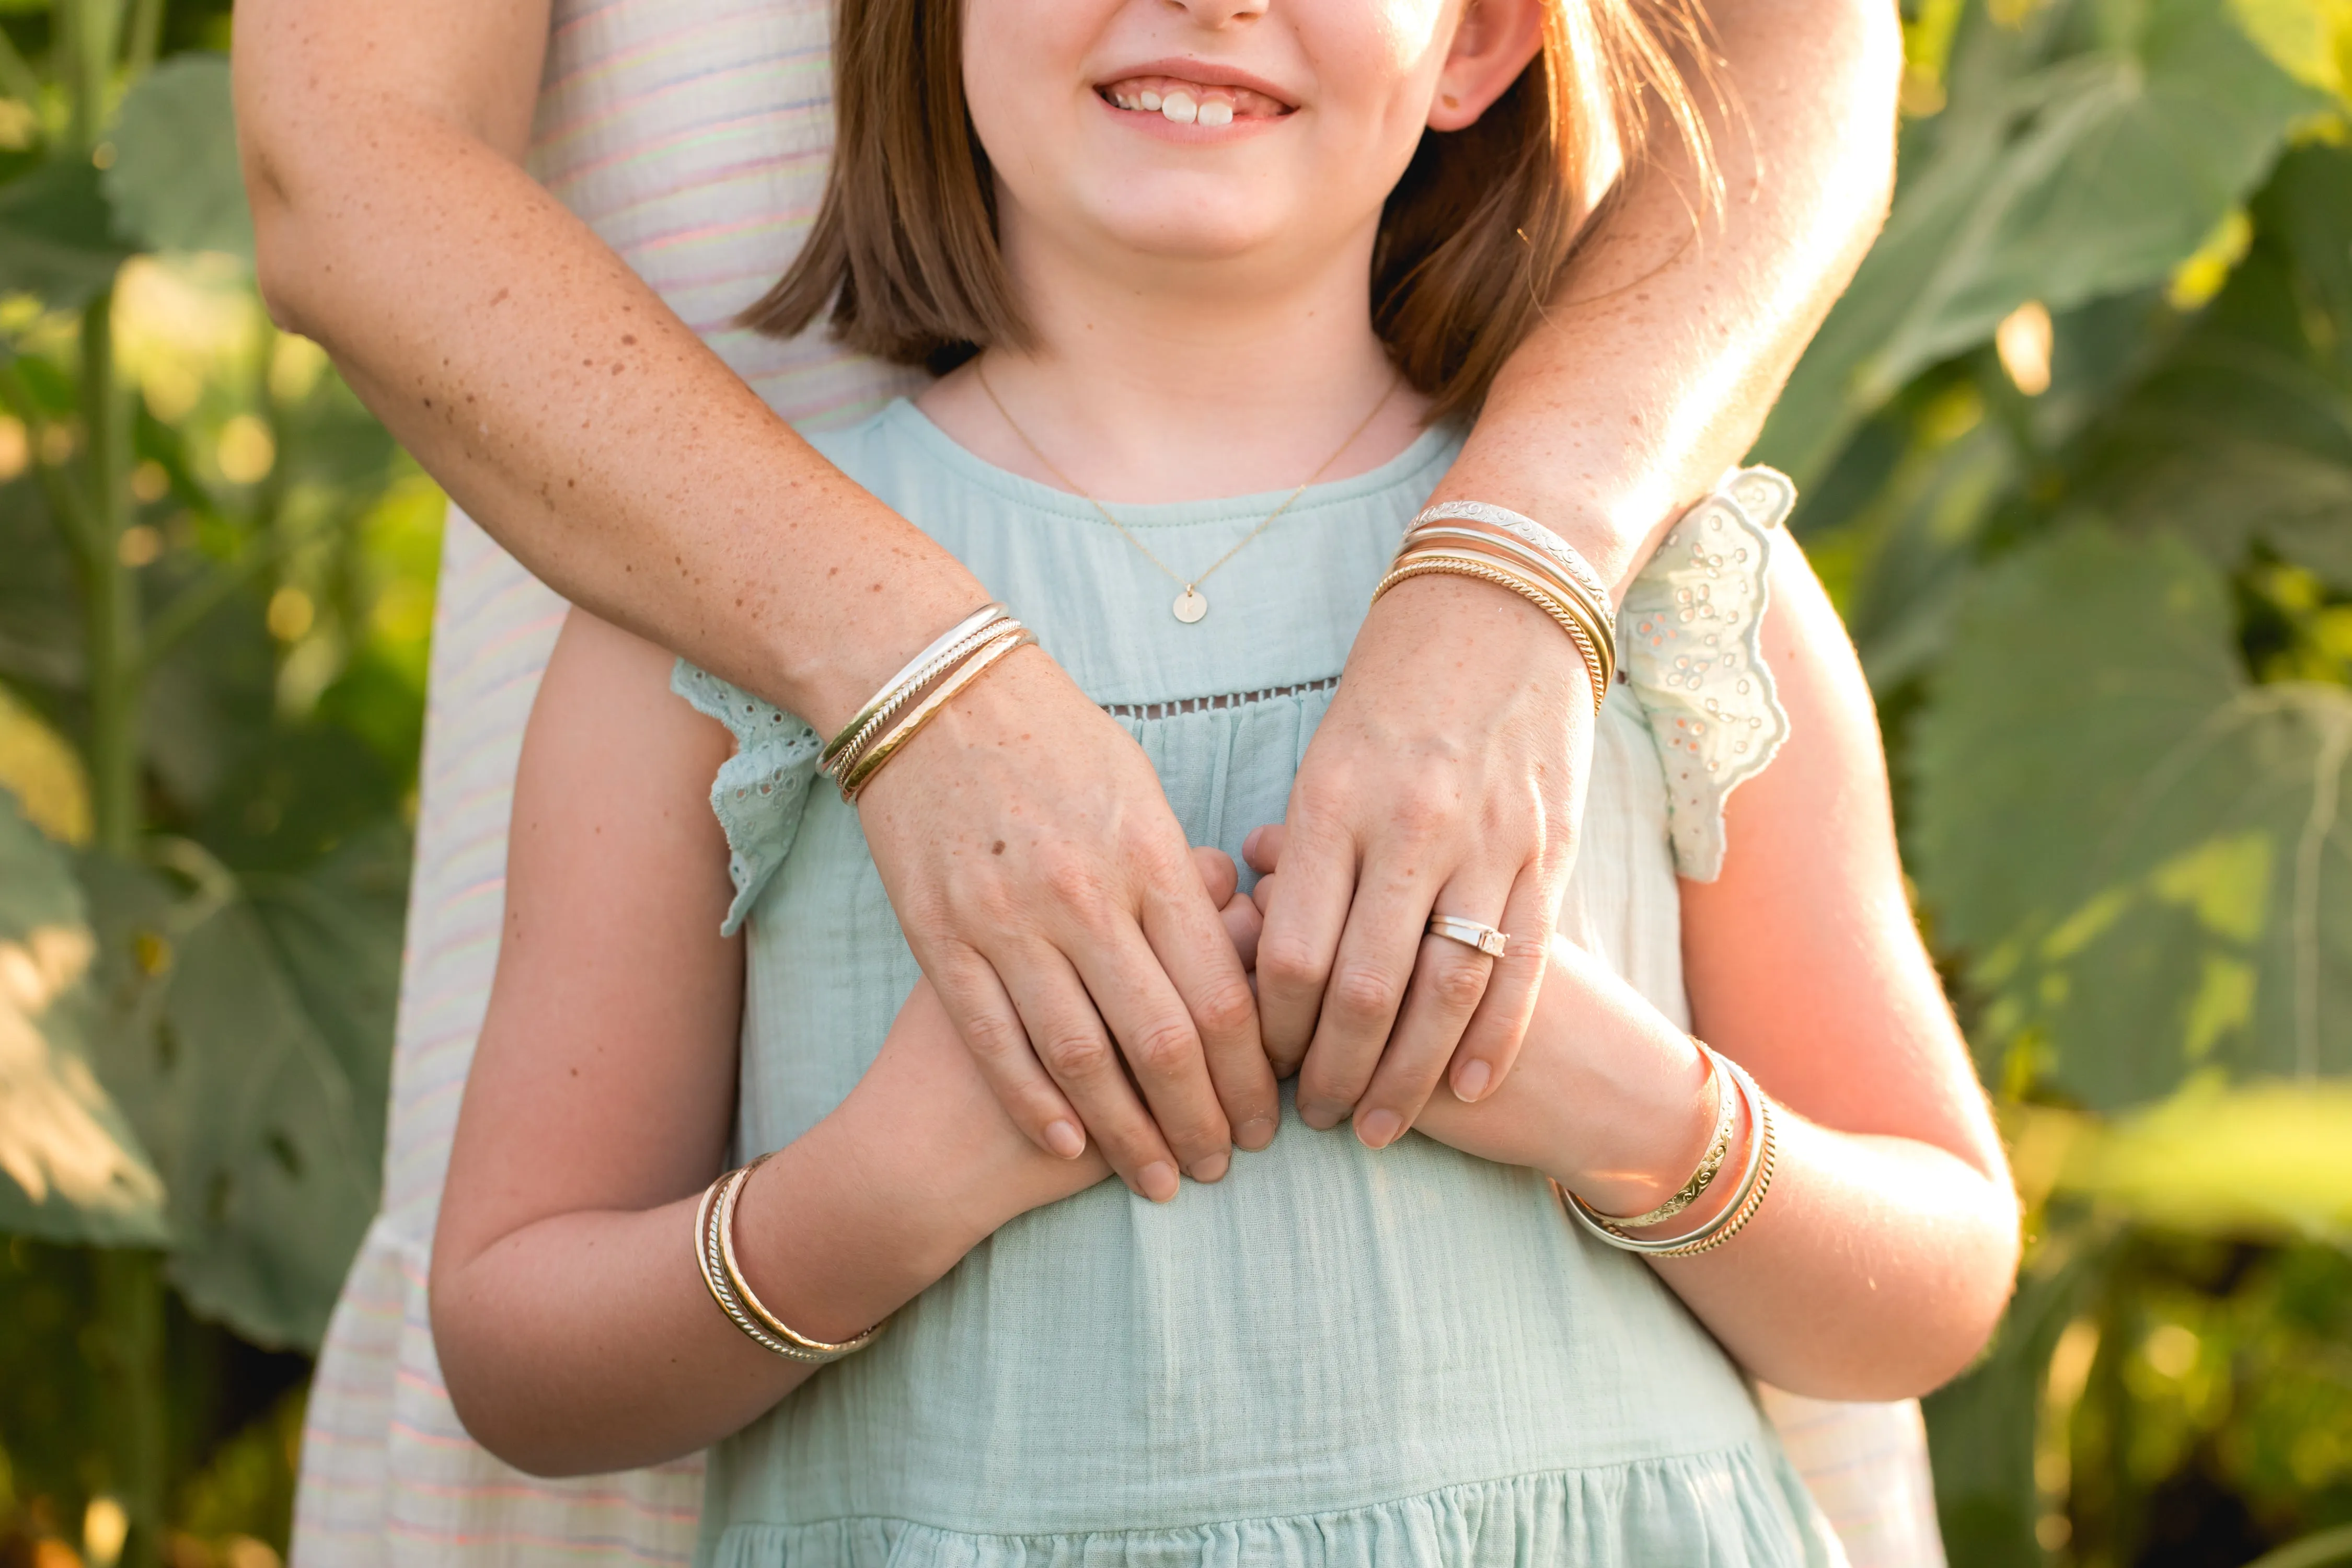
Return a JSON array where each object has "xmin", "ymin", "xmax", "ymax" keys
[{"xmin": 1093, "ymin": 56, "xmax": 1301, "ymax": 111}]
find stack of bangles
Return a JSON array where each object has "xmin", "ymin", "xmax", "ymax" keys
[
  {"xmin": 697, "ymin": 1154, "xmax": 890, "ymax": 1363},
  {"xmin": 1373, "ymin": 501, "xmax": 1617, "ymax": 715},
  {"xmin": 821, "ymin": 602, "xmax": 1035, "ymax": 803},
  {"xmin": 1557, "ymin": 1042, "xmax": 1780, "ymax": 1258}
]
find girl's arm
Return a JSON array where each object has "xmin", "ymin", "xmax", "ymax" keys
[
  {"xmin": 1251, "ymin": 541, "xmax": 2019, "ymax": 1402},
  {"xmin": 429, "ymin": 612, "xmax": 1109, "ymax": 1476}
]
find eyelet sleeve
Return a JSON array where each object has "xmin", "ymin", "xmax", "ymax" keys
[
  {"xmin": 1620, "ymin": 468, "xmax": 1797, "ymax": 883},
  {"xmin": 671, "ymin": 660, "xmax": 824, "ymax": 935}
]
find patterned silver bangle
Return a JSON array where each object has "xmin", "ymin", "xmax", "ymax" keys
[
  {"xmin": 1557, "ymin": 1055, "xmax": 1778, "ymax": 1258},
  {"xmin": 820, "ymin": 603, "xmax": 1010, "ymax": 773},
  {"xmin": 1578, "ymin": 1042, "xmax": 1740, "ymax": 1230},
  {"xmin": 1412, "ymin": 502, "xmax": 1615, "ymax": 634}
]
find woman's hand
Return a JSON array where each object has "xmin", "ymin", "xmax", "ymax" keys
[
  {"xmin": 1249, "ymin": 577, "xmax": 1591, "ymax": 1147},
  {"xmin": 856, "ymin": 651, "xmax": 1279, "ymax": 1206},
  {"xmin": 829, "ymin": 844, "xmax": 1265, "ymax": 1253}
]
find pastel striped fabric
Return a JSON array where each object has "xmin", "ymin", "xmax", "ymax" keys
[{"xmin": 288, "ymin": 2, "xmax": 1943, "ymax": 1564}]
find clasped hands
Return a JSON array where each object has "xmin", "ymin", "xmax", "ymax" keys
[{"xmin": 853, "ymin": 574, "xmax": 1594, "ymax": 1204}]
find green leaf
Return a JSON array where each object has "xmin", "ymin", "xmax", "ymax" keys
[
  {"xmin": 76, "ymin": 829, "xmax": 405, "ymax": 1350},
  {"xmin": 0, "ymin": 786, "xmax": 169, "ymax": 1245},
  {"xmin": 1756, "ymin": 0, "xmax": 2332, "ymax": 487},
  {"xmin": 101, "ymin": 53, "xmax": 251, "ymax": 262},
  {"xmin": 0, "ymin": 152, "xmax": 133, "ymax": 308},
  {"xmin": 2069, "ymin": 143, "xmax": 2352, "ymax": 586},
  {"xmin": 2028, "ymin": 1079, "xmax": 2352, "ymax": 1236},
  {"xmin": 1914, "ymin": 526, "xmax": 2352, "ymax": 1108},
  {"xmin": 1926, "ymin": 1236, "xmax": 2105, "ymax": 1568}
]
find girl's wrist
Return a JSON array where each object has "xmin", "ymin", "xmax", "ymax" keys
[
  {"xmin": 1539, "ymin": 1020, "xmax": 1720, "ymax": 1220},
  {"xmin": 725, "ymin": 1126, "xmax": 976, "ymax": 1347}
]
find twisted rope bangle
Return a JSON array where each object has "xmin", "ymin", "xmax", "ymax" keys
[
  {"xmin": 696, "ymin": 1155, "xmax": 888, "ymax": 1363},
  {"xmin": 1557, "ymin": 1055, "xmax": 1778, "ymax": 1258},
  {"xmin": 1373, "ymin": 555, "xmax": 1611, "ymax": 712}
]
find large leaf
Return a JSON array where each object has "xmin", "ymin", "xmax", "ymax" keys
[
  {"xmin": 1755, "ymin": 0, "xmax": 2330, "ymax": 486},
  {"xmin": 2069, "ymin": 143, "xmax": 2352, "ymax": 586},
  {"xmin": 0, "ymin": 153, "xmax": 134, "ymax": 309},
  {"xmin": 101, "ymin": 53, "xmax": 252, "ymax": 262},
  {"xmin": 1914, "ymin": 527, "xmax": 2352, "ymax": 1109},
  {"xmin": 78, "ymin": 828, "xmax": 405, "ymax": 1349},
  {"xmin": 0, "ymin": 787, "xmax": 168, "ymax": 1244}
]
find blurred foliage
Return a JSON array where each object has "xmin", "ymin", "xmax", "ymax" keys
[
  {"xmin": 0, "ymin": 1, "xmax": 436, "ymax": 1565},
  {"xmin": 3, "ymin": 0, "xmax": 2350, "ymax": 1566},
  {"xmin": 1772, "ymin": 0, "xmax": 2352, "ymax": 1561}
]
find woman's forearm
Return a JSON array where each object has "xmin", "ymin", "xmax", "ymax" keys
[
  {"xmin": 235, "ymin": 0, "xmax": 979, "ymax": 733},
  {"xmin": 1432, "ymin": 0, "xmax": 1903, "ymax": 587}
]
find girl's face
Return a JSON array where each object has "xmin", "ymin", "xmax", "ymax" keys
[{"xmin": 961, "ymin": 0, "xmax": 1538, "ymax": 283}]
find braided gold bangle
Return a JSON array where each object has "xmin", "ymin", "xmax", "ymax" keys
[
  {"xmin": 1373, "ymin": 554, "xmax": 1611, "ymax": 712},
  {"xmin": 837, "ymin": 627, "xmax": 1035, "ymax": 802},
  {"xmin": 821, "ymin": 604, "xmax": 1008, "ymax": 772},
  {"xmin": 696, "ymin": 1156, "xmax": 888, "ymax": 1363},
  {"xmin": 1556, "ymin": 1055, "xmax": 1778, "ymax": 1258}
]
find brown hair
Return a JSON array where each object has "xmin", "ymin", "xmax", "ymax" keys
[{"xmin": 745, "ymin": 0, "xmax": 1716, "ymax": 422}]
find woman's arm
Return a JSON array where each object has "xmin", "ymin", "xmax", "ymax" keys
[
  {"xmin": 233, "ymin": 0, "xmax": 1273, "ymax": 1202},
  {"xmin": 429, "ymin": 612, "xmax": 1109, "ymax": 1474},
  {"xmin": 1263, "ymin": 0, "xmax": 1906, "ymax": 1146},
  {"xmin": 1250, "ymin": 539, "xmax": 2019, "ymax": 1400}
]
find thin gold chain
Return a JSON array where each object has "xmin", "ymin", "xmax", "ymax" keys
[{"xmin": 975, "ymin": 363, "xmax": 1401, "ymax": 598}]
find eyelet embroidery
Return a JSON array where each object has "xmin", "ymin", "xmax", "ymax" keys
[{"xmin": 1620, "ymin": 466, "xmax": 1796, "ymax": 882}]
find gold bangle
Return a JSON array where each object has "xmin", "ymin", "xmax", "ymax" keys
[
  {"xmin": 837, "ymin": 627, "xmax": 1035, "ymax": 801},
  {"xmin": 821, "ymin": 604, "xmax": 1008, "ymax": 773},
  {"xmin": 825, "ymin": 611, "xmax": 1020, "ymax": 782},
  {"xmin": 1374, "ymin": 554, "xmax": 1611, "ymax": 712},
  {"xmin": 1402, "ymin": 520, "xmax": 1620, "ymax": 680},
  {"xmin": 697, "ymin": 1156, "xmax": 888, "ymax": 1363},
  {"xmin": 1555, "ymin": 1056, "xmax": 1779, "ymax": 1258},
  {"xmin": 1381, "ymin": 546, "xmax": 1616, "ymax": 694},
  {"xmin": 1581, "ymin": 1042, "xmax": 1739, "ymax": 1230}
]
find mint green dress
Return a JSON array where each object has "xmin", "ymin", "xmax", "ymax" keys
[{"xmin": 673, "ymin": 400, "xmax": 1840, "ymax": 1567}]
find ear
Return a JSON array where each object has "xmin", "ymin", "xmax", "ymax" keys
[{"xmin": 1427, "ymin": 0, "xmax": 1546, "ymax": 133}]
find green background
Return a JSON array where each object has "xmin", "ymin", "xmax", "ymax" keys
[{"xmin": 2, "ymin": 0, "xmax": 2349, "ymax": 1565}]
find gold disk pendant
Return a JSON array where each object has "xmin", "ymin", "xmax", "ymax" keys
[{"xmin": 1172, "ymin": 587, "xmax": 1209, "ymax": 624}]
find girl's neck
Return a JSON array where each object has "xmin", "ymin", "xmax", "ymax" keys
[{"xmin": 918, "ymin": 226, "xmax": 1429, "ymax": 505}]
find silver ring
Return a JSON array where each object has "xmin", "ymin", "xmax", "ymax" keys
[{"xmin": 1426, "ymin": 914, "xmax": 1508, "ymax": 959}]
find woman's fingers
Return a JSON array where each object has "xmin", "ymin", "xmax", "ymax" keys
[
  {"xmin": 1139, "ymin": 879, "xmax": 1279, "ymax": 1152},
  {"xmin": 1445, "ymin": 863, "xmax": 1559, "ymax": 1103},
  {"xmin": 1251, "ymin": 817, "xmax": 1359, "ymax": 1080},
  {"xmin": 924, "ymin": 944, "xmax": 1089, "ymax": 1160},
  {"xmin": 993, "ymin": 939, "xmax": 1189, "ymax": 1201},
  {"xmin": 1289, "ymin": 855, "xmax": 1434, "ymax": 1129},
  {"xmin": 1346, "ymin": 869, "xmax": 1516, "ymax": 1144}
]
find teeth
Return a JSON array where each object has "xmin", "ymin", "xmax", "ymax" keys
[
  {"xmin": 1161, "ymin": 90, "xmax": 1198, "ymax": 125},
  {"xmin": 1196, "ymin": 100, "xmax": 1232, "ymax": 127},
  {"xmin": 1139, "ymin": 89, "xmax": 1162, "ymax": 110}
]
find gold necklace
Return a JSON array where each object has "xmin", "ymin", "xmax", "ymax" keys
[{"xmin": 976, "ymin": 364, "xmax": 1402, "ymax": 624}]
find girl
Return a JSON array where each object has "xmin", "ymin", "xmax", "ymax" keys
[{"xmin": 432, "ymin": 0, "xmax": 2017, "ymax": 1559}]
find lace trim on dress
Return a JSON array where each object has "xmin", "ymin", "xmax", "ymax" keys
[
  {"xmin": 670, "ymin": 662, "xmax": 823, "ymax": 936},
  {"xmin": 1102, "ymin": 676, "xmax": 1340, "ymax": 722},
  {"xmin": 1620, "ymin": 467, "xmax": 1797, "ymax": 883}
]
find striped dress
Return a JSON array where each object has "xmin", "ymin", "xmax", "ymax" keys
[{"xmin": 286, "ymin": 3, "xmax": 1944, "ymax": 1564}]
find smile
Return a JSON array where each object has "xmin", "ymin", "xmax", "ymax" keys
[{"xmin": 1097, "ymin": 74, "xmax": 1294, "ymax": 128}]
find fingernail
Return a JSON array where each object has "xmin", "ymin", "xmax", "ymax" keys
[
  {"xmin": 1236, "ymin": 1115, "xmax": 1277, "ymax": 1151},
  {"xmin": 1454, "ymin": 1060, "xmax": 1493, "ymax": 1102},
  {"xmin": 1242, "ymin": 825, "xmax": 1263, "ymax": 860},
  {"xmin": 1357, "ymin": 1108, "xmax": 1403, "ymax": 1149},
  {"xmin": 1299, "ymin": 1101, "xmax": 1343, "ymax": 1131},
  {"xmin": 1189, "ymin": 1151, "xmax": 1230, "ymax": 1183},
  {"xmin": 1044, "ymin": 1120, "xmax": 1086, "ymax": 1159},
  {"xmin": 1138, "ymin": 1161, "xmax": 1180, "ymax": 1203}
]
